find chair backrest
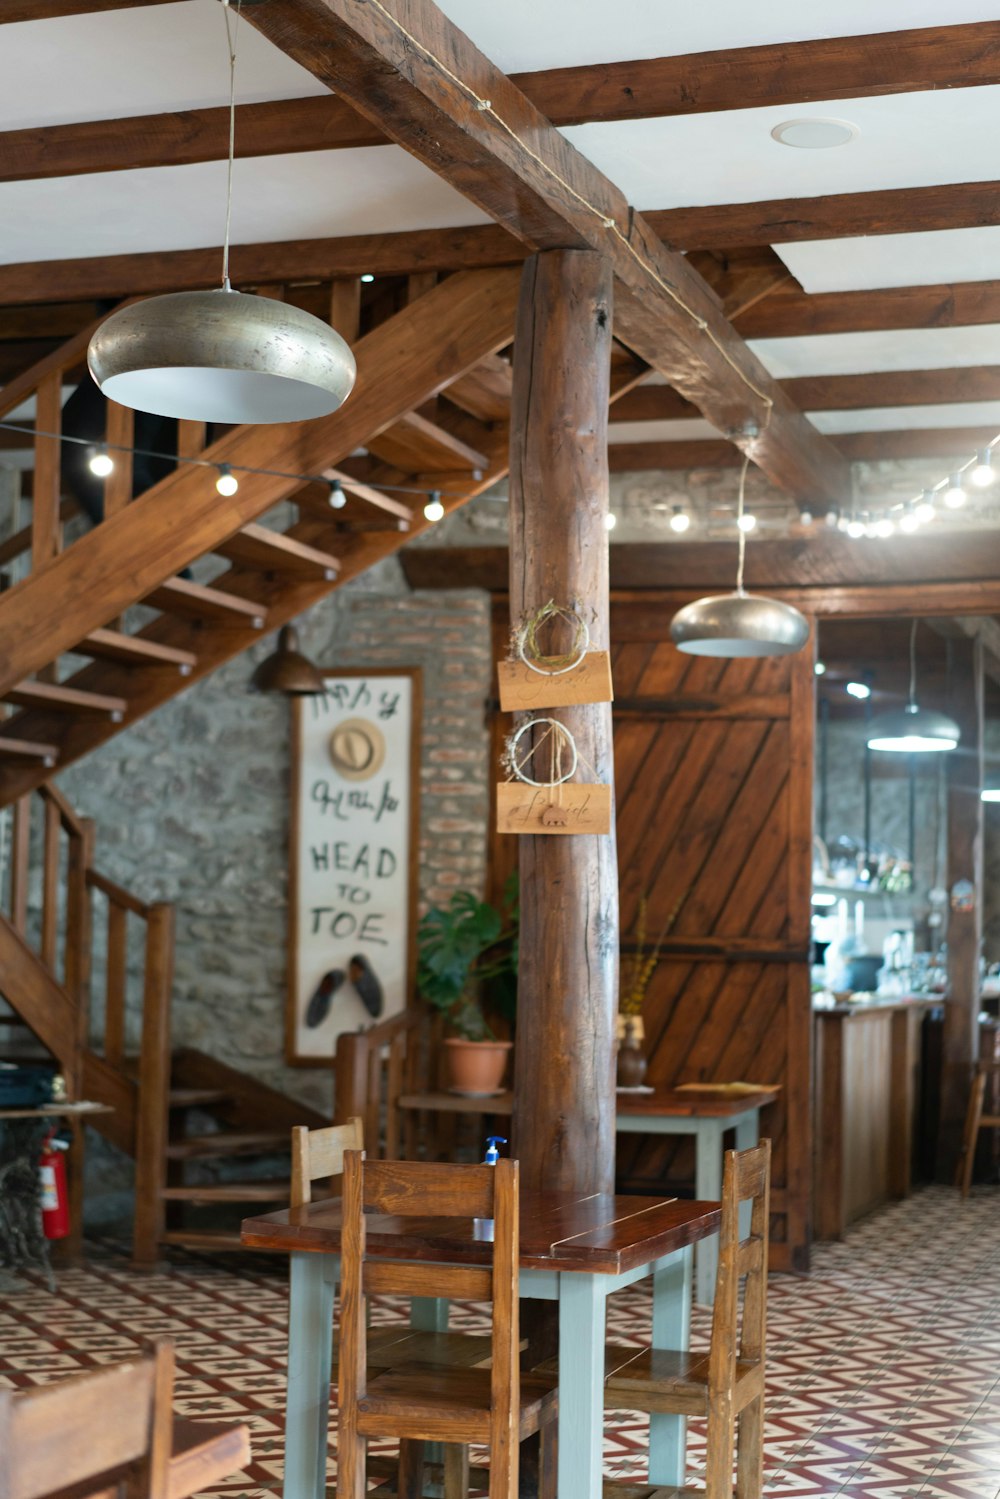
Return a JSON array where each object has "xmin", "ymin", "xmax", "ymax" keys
[
  {"xmin": 709, "ymin": 1140, "xmax": 771, "ymax": 1391},
  {"xmin": 338, "ymin": 1151, "xmax": 519, "ymax": 1447},
  {"xmin": 334, "ymin": 1006, "xmax": 442, "ymax": 1159},
  {"xmin": 290, "ymin": 1116, "xmax": 364, "ymax": 1208},
  {"xmin": 0, "ymin": 1342, "xmax": 173, "ymax": 1499}
]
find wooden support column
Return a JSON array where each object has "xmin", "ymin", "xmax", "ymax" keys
[
  {"xmin": 509, "ymin": 249, "xmax": 618, "ymax": 1197},
  {"xmin": 938, "ymin": 635, "xmax": 984, "ymax": 1179}
]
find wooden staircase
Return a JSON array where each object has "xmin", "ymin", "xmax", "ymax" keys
[
  {"xmin": 0, "ymin": 783, "xmax": 326, "ymax": 1262},
  {"xmin": 0, "ymin": 267, "xmax": 650, "ymax": 806}
]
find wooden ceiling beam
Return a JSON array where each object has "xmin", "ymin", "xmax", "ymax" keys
[
  {"xmin": 608, "ymin": 427, "xmax": 1000, "ymax": 472},
  {"xmin": 243, "ymin": 0, "xmax": 848, "ymax": 506},
  {"xmin": 649, "ymin": 181, "xmax": 1000, "ymax": 252},
  {"xmin": 735, "ymin": 280, "xmax": 1000, "ymax": 337},
  {"xmin": 5, "ymin": 22, "xmax": 1000, "ymax": 181},
  {"xmin": 611, "ymin": 368, "xmax": 1000, "ymax": 423}
]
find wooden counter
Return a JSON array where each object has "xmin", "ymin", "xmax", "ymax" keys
[{"xmin": 813, "ymin": 998, "xmax": 939, "ymax": 1240}]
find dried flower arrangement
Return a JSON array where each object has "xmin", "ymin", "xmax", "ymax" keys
[{"xmin": 619, "ymin": 894, "xmax": 682, "ymax": 1037}]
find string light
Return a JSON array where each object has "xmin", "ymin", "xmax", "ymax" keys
[
  {"xmin": 669, "ymin": 505, "xmax": 690, "ymax": 533},
  {"xmin": 215, "ymin": 464, "xmax": 239, "ymax": 496},
  {"xmin": 942, "ymin": 473, "xmax": 966, "ymax": 508},
  {"xmin": 423, "ymin": 491, "xmax": 445, "ymax": 522},
  {"xmin": 873, "ymin": 516, "xmax": 895, "ymax": 539},
  {"xmin": 899, "ymin": 503, "xmax": 919, "ymax": 534},
  {"xmin": 800, "ymin": 508, "xmax": 814, "ymax": 526},
  {"xmin": 604, "ymin": 511, "xmax": 617, "ymax": 530},
  {"xmin": 914, "ymin": 491, "xmax": 936, "ymax": 524},
  {"xmin": 360, "ymin": 274, "xmax": 375, "ymax": 284},
  {"xmin": 846, "ymin": 517, "xmax": 865, "ymax": 539},
  {"xmin": 737, "ymin": 511, "xmax": 757, "ymax": 533},
  {"xmin": 969, "ymin": 448, "xmax": 995, "ymax": 487},
  {"xmin": 329, "ymin": 480, "xmax": 346, "ymax": 509},
  {"xmin": 88, "ymin": 447, "xmax": 114, "ymax": 477}
]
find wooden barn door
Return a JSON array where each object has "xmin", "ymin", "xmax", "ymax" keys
[{"xmin": 611, "ymin": 599, "xmax": 815, "ymax": 1272}]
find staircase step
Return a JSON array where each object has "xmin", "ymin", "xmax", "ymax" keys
[
  {"xmin": 0, "ymin": 734, "xmax": 57, "ymax": 765},
  {"xmin": 214, "ymin": 525, "xmax": 340, "ymax": 580},
  {"xmin": 165, "ymin": 1130, "xmax": 290, "ymax": 1160},
  {"xmin": 168, "ymin": 1087, "xmax": 231, "ymax": 1109},
  {"xmin": 159, "ymin": 1230, "xmax": 248, "ymax": 1252},
  {"xmin": 4, "ymin": 680, "xmax": 128, "ymax": 721},
  {"xmin": 144, "ymin": 576, "xmax": 267, "ymax": 629},
  {"xmin": 161, "ymin": 1179, "xmax": 290, "ymax": 1203},
  {"xmin": 79, "ymin": 629, "xmax": 196, "ymax": 674}
]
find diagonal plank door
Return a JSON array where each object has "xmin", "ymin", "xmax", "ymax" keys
[{"xmin": 612, "ymin": 604, "xmax": 815, "ymax": 1271}]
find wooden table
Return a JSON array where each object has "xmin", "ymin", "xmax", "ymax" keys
[
  {"xmin": 242, "ymin": 1190, "xmax": 720, "ymax": 1499},
  {"xmin": 398, "ymin": 1084, "xmax": 779, "ymax": 1301}
]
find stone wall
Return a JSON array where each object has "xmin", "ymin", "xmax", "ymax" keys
[{"xmin": 58, "ymin": 556, "xmax": 492, "ymax": 1116}]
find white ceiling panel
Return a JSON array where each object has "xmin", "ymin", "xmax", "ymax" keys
[
  {"xmin": 608, "ymin": 419, "xmax": 719, "ymax": 443},
  {"xmin": 564, "ymin": 86, "xmax": 1000, "ymax": 210},
  {"xmin": 438, "ymin": 1, "xmax": 1000, "ymax": 73},
  {"xmin": 777, "ymin": 228, "xmax": 1000, "ymax": 292},
  {"xmin": 0, "ymin": 149, "xmax": 490, "ymax": 266},
  {"xmin": 808, "ymin": 402, "xmax": 1000, "ymax": 433},
  {"xmin": 0, "ymin": 0, "xmax": 327, "ymax": 130},
  {"xmin": 750, "ymin": 325, "xmax": 1000, "ymax": 378}
]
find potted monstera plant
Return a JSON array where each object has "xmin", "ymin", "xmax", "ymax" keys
[{"xmin": 416, "ymin": 879, "xmax": 518, "ymax": 1095}]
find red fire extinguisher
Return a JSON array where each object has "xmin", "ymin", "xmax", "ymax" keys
[{"xmin": 38, "ymin": 1130, "xmax": 70, "ymax": 1240}]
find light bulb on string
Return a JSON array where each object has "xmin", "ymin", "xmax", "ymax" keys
[
  {"xmin": 605, "ymin": 511, "xmax": 617, "ymax": 530},
  {"xmin": 800, "ymin": 508, "xmax": 814, "ymax": 526},
  {"xmin": 970, "ymin": 448, "xmax": 995, "ymax": 488},
  {"xmin": 873, "ymin": 516, "xmax": 895, "ymax": 539},
  {"xmin": 846, "ymin": 517, "xmax": 865, "ymax": 539},
  {"xmin": 669, "ymin": 505, "xmax": 690, "ymax": 533},
  {"xmin": 824, "ymin": 508, "xmax": 838, "ymax": 527},
  {"xmin": 360, "ymin": 274, "xmax": 375, "ymax": 284},
  {"xmin": 423, "ymin": 491, "xmax": 445, "ymax": 523},
  {"xmin": 899, "ymin": 504, "xmax": 919, "ymax": 534},
  {"xmin": 89, "ymin": 447, "xmax": 114, "ymax": 477},
  {"xmin": 737, "ymin": 511, "xmax": 757, "ymax": 533},
  {"xmin": 942, "ymin": 473, "xmax": 966, "ymax": 508},
  {"xmin": 329, "ymin": 480, "xmax": 346, "ymax": 510},
  {"xmin": 915, "ymin": 491, "xmax": 936, "ymax": 525},
  {"xmin": 216, "ymin": 464, "xmax": 239, "ymax": 496}
]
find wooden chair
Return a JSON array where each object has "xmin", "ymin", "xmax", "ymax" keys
[
  {"xmin": 0, "ymin": 1343, "xmax": 175, "ymax": 1499},
  {"xmin": 291, "ymin": 1120, "xmax": 493, "ymax": 1378},
  {"xmin": 600, "ymin": 1141, "xmax": 771, "ymax": 1499},
  {"xmin": 957, "ymin": 1061, "xmax": 1000, "ymax": 1197},
  {"xmin": 335, "ymin": 1152, "xmax": 558, "ymax": 1499}
]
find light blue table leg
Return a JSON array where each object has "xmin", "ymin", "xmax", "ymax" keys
[
  {"xmin": 734, "ymin": 1108, "xmax": 760, "ymax": 1241},
  {"xmin": 695, "ymin": 1120, "xmax": 725, "ymax": 1304},
  {"xmin": 410, "ymin": 1297, "xmax": 449, "ymax": 1331},
  {"xmin": 285, "ymin": 1251, "xmax": 337, "ymax": 1499},
  {"xmin": 557, "ymin": 1273, "xmax": 607, "ymax": 1499},
  {"xmin": 648, "ymin": 1247, "xmax": 693, "ymax": 1487}
]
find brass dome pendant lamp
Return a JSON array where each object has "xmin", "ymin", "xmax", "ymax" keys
[
  {"xmin": 88, "ymin": 3, "xmax": 356, "ymax": 425},
  {"xmin": 670, "ymin": 455, "xmax": 810, "ymax": 658}
]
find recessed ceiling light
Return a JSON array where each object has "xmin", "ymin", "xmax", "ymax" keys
[{"xmin": 771, "ymin": 118, "xmax": 859, "ymax": 150}]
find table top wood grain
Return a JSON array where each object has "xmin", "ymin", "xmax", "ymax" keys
[
  {"xmin": 395, "ymin": 1085, "xmax": 780, "ymax": 1120},
  {"xmin": 242, "ymin": 1189, "xmax": 721, "ymax": 1276}
]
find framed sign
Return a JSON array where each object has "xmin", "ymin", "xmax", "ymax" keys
[{"xmin": 287, "ymin": 668, "xmax": 422, "ymax": 1065}]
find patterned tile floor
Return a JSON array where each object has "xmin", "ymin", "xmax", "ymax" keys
[{"xmin": 0, "ymin": 1185, "xmax": 997, "ymax": 1499}]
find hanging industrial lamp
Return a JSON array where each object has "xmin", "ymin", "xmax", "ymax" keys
[
  {"xmin": 867, "ymin": 619, "xmax": 960, "ymax": 753},
  {"xmin": 249, "ymin": 625, "xmax": 326, "ymax": 696},
  {"xmin": 669, "ymin": 455, "xmax": 809, "ymax": 658},
  {"xmin": 88, "ymin": 5, "xmax": 355, "ymax": 425}
]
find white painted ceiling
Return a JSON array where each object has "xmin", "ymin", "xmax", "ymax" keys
[{"xmin": 3, "ymin": 0, "xmax": 1000, "ymax": 462}]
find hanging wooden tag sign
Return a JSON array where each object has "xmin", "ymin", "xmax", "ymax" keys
[
  {"xmin": 498, "ymin": 602, "xmax": 613, "ymax": 711},
  {"xmin": 497, "ymin": 781, "xmax": 612, "ymax": 835},
  {"xmin": 496, "ymin": 716, "xmax": 611, "ymax": 836}
]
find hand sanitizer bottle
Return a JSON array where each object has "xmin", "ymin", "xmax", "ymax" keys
[{"xmin": 474, "ymin": 1136, "xmax": 507, "ymax": 1240}]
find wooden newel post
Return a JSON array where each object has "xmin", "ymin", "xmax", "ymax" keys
[{"xmin": 508, "ymin": 248, "xmax": 618, "ymax": 1197}]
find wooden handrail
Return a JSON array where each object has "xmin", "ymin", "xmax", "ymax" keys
[
  {"xmin": 86, "ymin": 868, "xmax": 150, "ymax": 917},
  {"xmin": 0, "ymin": 302, "xmax": 130, "ymax": 423},
  {"xmin": 39, "ymin": 780, "xmax": 85, "ymax": 838}
]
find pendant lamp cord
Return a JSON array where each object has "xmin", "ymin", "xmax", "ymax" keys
[
  {"xmin": 736, "ymin": 452, "xmax": 750, "ymax": 595},
  {"xmin": 220, "ymin": 0, "xmax": 243, "ymax": 292},
  {"xmin": 909, "ymin": 617, "xmax": 918, "ymax": 710}
]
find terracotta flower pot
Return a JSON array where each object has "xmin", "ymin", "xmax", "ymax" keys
[{"xmin": 444, "ymin": 1038, "xmax": 513, "ymax": 1096}]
